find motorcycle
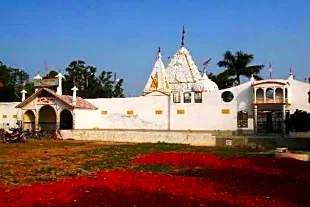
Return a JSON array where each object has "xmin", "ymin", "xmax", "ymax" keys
[{"xmin": 2, "ymin": 128, "xmax": 27, "ymax": 143}]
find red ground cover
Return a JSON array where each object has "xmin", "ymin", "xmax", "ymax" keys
[
  {"xmin": 0, "ymin": 152, "xmax": 309, "ymax": 206},
  {"xmin": 132, "ymin": 152, "xmax": 310, "ymax": 206}
]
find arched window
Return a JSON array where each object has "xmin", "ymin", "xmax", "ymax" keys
[
  {"xmin": 237, "ymin": 111, "xmax": 248, "ymax": 128},
  {"xmin": 308, "ymin": 91, "xmax": 310, "ymax": 103},
  {"xmin": 266, "ymin": 88, "xmax": 273, "ymax": 99}
]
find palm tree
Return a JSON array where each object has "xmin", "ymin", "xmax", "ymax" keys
[{"xmin": 217, "ymin": 50, "xmax": 264, "ymax": 85}]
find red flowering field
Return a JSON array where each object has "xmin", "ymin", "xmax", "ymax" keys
[{"xmin": 0, "ymin": 140, "xmax": 309, "ymax": 206}]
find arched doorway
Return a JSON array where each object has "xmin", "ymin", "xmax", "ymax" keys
[
  {"xmin": 23, "ymin": 110, "xmax": 35, "ymax": 131},
  {"xmin": 39, "ymin": 105, "xmax": 56, "ymax": 131},
  {"xmin": 60, "ymin": 110, "xmax": 73, "ymax": 129}
]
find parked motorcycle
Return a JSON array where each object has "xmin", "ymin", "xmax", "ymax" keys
[{"xmin": 2, "ymin": 128, "xmax": 27, "ymax": 143}]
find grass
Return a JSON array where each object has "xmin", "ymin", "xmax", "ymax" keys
[{"xmin": 0, "ymin": 140, "xmax": 267, "ymax": 188}]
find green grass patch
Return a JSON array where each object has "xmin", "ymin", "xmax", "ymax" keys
[
  {"xmin": 134, "ymin": 164, "xmax": 173, "ymax": 173},
  {"xmin": 79, "ymin": 143, "xmax": 263, "ymax": 171}
]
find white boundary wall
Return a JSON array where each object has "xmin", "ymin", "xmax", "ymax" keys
[{"xmin": 60, "ymin": 129, "xmax": 216, "ymax": 146}]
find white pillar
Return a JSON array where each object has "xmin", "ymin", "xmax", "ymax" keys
[
  {"xmin": 282, "ymin": 105, "xmax": 286, "ymax": 135},
  {"xmin": 283, "ymin": 87, "xmax": 286, "ymax": 103},
  {"xmin": 253, "ymin": 88, "xmax": 257, "ymax": 103},
  {"xmin": 180, "ymin": 91, "xmax": 184, "ymax": 103},
  {"xmin": 21, "ymin": 89, "xmax": 27, "ymax": 102},
  {"xmin": 55, "ymin": 72, "xmax": 64, "ymax": 96},
  {"xmin": 254, "ymin": 105, "xmax": 258, "ymax": 135},
  {"xmin": 34, "ymin": 74, "xmax": 42, "ymax": 92},
  {"xmin": 71, "ymin": 86, "xmax": 78, "ymax": 106},
  {"xmin": 273, "ymin": 87, "xmax": 276, "ymax": 103},
  {"xmin": 263, "ymin": 88, "xmax": 266, "ymax": 103},
  {"xmin": 191, "ymin": 92, "xmax": 195, "ymax": 103}
]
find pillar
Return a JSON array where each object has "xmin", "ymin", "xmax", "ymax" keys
[
  {"xmin": 253, "ymin": 88, "xmax": 257, "ymax": 103},
  {"xmin": 253, "ymin": 105, "xmax": 258, "ymax": 135},
  {"xmin": 282, "ymin": 105, "xmax": 286, "ymax": 136},
  {"xmin": 35, "ymin": 109, "xmax": 39, "ymax": 131},
  {"xmin": 72, "ymin": 109, "xmax": 76, "ymax": 130},
  {"xmin": 71, "ymin": 86, "xmax": 78, "ymax": 106},
  {"xmin": 283, "ymin": 87, "xmax": 286, "ymax": 103},
  {"xmin": 21, "ymin": 89, "xmax": 27, "ymax": 102},
  {"xmin": 191, "ymin": 92, "xmax": 195, "ymax": 103},
  {"xmin": 180, "ymin": 91, "xmax": 184, "ymax": 103},
  {"xmin": 56, "ymin": 109, "xmax": 60, "ymax": 130},
  {"xmin": 56, "ymin": 73, "xmax": 64, "ymax": 96},
  {"xmin": 273, "ymin": 87, "xmax": 276, "ymax": 103},
  {"xmin": 263, "ymin": 88, "xmax": 266, "ymax": 103}
]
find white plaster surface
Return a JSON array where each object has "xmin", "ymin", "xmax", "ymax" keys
[
  {"xmin": 0, "ymin": 102, "xmax": 22, "ymax": 128},
  {"xmin": 60, "ymin": 129, "xmax": 216, "ymax": 146}
]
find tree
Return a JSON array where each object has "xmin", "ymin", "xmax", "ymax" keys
[
  {"xmin": 113, "ymin": 79, "xmax": 125, "ymax": 98},
  {"xmin": 0, "ymin": 61, "xmax": 33, "ymax": 102},
  {"xmin": 62, "ymin": 60, "xmax": 125, "ymax": 98},
  {"xmin": 208, "ymin": 71, "xmax": 235, "ymax": 90},
  {"xmin": 43, "ymin": 70, "xmax": 58, "ymax": 79},
  {"xmin": 217, "ymin": 50, "xmax": 264, "ymax": 85}
]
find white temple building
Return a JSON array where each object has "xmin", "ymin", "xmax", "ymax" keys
[{"xmin": 1, "ymin": 29, "xmax": 310, "ymax": 138}]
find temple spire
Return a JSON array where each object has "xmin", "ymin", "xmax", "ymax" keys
[
  {"xmin": 143, "ymin": 48, "xmax": 170, "ymax": 95},
  {"xmin": 181, "ymin": 26, "xmax": 185, "ymax": 47}
]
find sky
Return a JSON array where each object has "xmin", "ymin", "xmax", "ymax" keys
[{"xmin": 1, "ymin": 0, "xmax": 310, "ymax": 96}]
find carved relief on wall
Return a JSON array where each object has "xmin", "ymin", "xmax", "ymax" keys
[{"xmin": 37, "ymin": 97, "xmax": 56, "ymax": 105}]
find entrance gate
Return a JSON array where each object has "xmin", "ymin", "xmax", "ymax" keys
[{"xmin": 257, "ymin": 110, "xmax": 283, "ymax": 134}]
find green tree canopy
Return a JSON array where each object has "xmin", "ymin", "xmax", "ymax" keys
[{"xmin": 217, "ymin": 50, "xmax": 264, "ymax": 85}]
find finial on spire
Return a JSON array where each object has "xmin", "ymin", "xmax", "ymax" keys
[
  {"xmin": 156, "ymin": 47, "xmax": 162, "ymax": 59},
  {"xmin": 181, "ymin": 26, "xmax": 185, "ymax": 47}
]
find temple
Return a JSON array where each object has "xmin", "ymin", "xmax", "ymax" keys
[{"xmin": 0, "ymin": 28, "xmax": 309, "ymax": 139}]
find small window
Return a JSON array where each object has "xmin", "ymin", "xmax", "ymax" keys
[
  {"xmin": 308, "ymin": 91, "xmax": 310, "ymax": 103},
  {"xmin": 237, "ymin": 111, "xmax": 248, "ymax": 128},
  {"xmin": 221, "ymin": 91, "xmax": 234, "ymax": 102},
  {"xmin": 194, "ymin": 92, "xmax": 202, "ymax": 103},
  {"xmin": 183, "ymin": 92, "xmax": 191, "ymax": 103},
  {"xmin": 173, "ymin": 92, "xmax": 181, "ymax": 103}
]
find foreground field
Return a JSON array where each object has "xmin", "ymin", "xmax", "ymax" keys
[{"xmin": 0, "ymin": 140, "xmax": 309, "ymax": 206}]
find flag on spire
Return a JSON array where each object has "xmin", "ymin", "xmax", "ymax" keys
[
  {"xmin": 268, "ymin": 63, "xmax": 272, "ymax": 79},
  {"xmin": 203, "ymin": 58, "xmax": 212, "ymax": 66},
  {"xmin": 181, "ymin": 26, "xmax": 185, "ymax": 47}
]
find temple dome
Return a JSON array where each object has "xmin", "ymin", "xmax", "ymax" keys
[{"xmin": 192, "ymin": 72, "xmax": 219, "ymax": 92}]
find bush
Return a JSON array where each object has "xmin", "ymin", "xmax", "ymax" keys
[{"xmin": 289, "ymin": 110, "xmax": 310, "ymax": 132}]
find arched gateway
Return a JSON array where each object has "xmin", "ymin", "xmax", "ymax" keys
[
  {"xmin": 39, "ymin": 105, "xmax": 57, "ymax": 131},
  {"xmin": 15, "ymin": 87, "xmax": 97, "ymax": 131},
  {"xmin": 60, "ymin": 109, "xmax": 73, "ymax": 129}
]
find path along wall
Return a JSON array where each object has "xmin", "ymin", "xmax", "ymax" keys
[{"xmin": 60, "ymin": 129, "xmax": 216, "ymax": 146}]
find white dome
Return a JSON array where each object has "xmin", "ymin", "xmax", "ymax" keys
[{"xmin": 192, "ymin": 72, "xmax": 219, "ymax": 92}]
